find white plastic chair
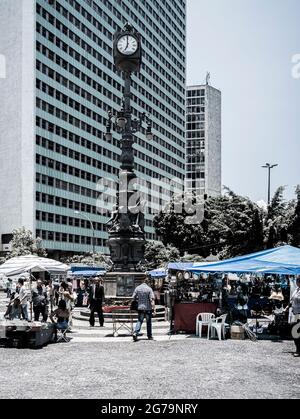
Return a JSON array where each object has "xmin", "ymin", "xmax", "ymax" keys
[
  {"xmin": 207, "ymin": 314, "xmax": 228, "ymax": 340},
  {"xmin": 196, "ymin": 313, "xmax": 215, "ymax": 337}
]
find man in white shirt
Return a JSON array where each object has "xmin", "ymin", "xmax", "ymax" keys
[{"xmin": 17, "ymin": 277, "xmax": 29, "ymax": 321}]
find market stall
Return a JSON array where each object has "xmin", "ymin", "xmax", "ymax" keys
[
  {"xmin": 0, "ymin": 320, "xmax": 55, "ymax": 348},
  {"xmin": 0, "ymin": 255, "xmax": 69, "ymax": 281},
  {"xmin": 174, "ymin": 302, "xmax": 217, "ymax": 333},
  {"xmin": 187, "ymin": 245, "xmax": 300, "ymax": 338}
]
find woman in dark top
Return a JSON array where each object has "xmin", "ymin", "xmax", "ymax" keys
[{"xmin": 50, "ymin": 300, "xmax": 70, "ymax": 341}]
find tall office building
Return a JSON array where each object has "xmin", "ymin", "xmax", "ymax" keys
[
  {"xmin": 186, "ymin": 84, "xmax": 221, "ymax": 198},
  {"xmin": 0, "ymin": 0, "xmax": 186, "ymax": 257}
]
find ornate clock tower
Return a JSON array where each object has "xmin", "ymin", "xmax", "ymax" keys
[{"xmin": 104, "ymin": 24, "xmax": 153, "ymax": 296}]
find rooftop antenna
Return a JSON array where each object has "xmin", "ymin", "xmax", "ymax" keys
[{"xmin": 206, "ymin": 72, "xmax": 211, "ymax": 86}]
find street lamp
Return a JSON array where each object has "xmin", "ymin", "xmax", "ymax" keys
[
  {"xmin": 262, "ymin": 163, "xmax": 278, "ymax": 205},
  {"xmin": 74, "ymin": 211, "xmax": 96, "ymax": 264}
]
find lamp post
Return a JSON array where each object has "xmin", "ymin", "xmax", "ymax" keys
[
  {"xmin": 74, "ymin": 211, "xmax": 95, "ymax": 265},
  {"xmin": 262, "ymin": 163, "xmax": 278, "ymax": 205},
  {"xmin": 105, "ymin": 23, "xmax": 152, "ymax": 272}
]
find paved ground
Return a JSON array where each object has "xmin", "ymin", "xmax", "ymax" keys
[
  {"xmin": 0, "ymin": 338, "xmax": 299, "ymax": 399},
  {"xmin": 0, "ymin": 292, "xmax": 299, "ymax": 399}
]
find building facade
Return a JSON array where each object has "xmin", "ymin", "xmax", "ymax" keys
[
  {"xmin": 0, "ymin": 0, "xmax": 186, "ymax": 257},
  {"xmin": 186, "ymin": 84, "xmax": 221, "ymax": 198}
]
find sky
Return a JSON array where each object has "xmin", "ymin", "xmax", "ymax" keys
[{"xmin": 186, "ymin": 0, "xmax": 300, "ymax": 203}]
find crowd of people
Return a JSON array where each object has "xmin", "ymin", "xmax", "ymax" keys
[
  {"xmin": 3, "ymin": 277, "xmax": 76, "ymax": 341},
  {"xmin": 3, "ymin": 275, "xmax": 107, "ymax": 336}
]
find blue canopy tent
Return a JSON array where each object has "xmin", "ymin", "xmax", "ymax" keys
[
  {"xmin": 188, "ymin": 245, "xmax": 300, "ymax": 275},
  {"xmin": 147, "ymin": 268, "xmax": 167, "ymax": 278},
  {"xmin": 147, "ymin": 262, "xmax": 194, "ymax": 278},
  {"xmin": 70, "ymin": 266, "xmax": 106, "ymax": 277}
]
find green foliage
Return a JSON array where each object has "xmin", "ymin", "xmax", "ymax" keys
[
  {"xmin": 60, "ymin": 253, "xmax": 113, "ymax": 271},
  {"xmin": 290, "ymin": 185, "xmax": 300, "ymax": 247},
  {"xmin": 144, "ymin": 241, "xmax": 180, "ymax": 270},
  {"xmin": 265, "ymin": 186, "xmax": 290, "ymax": 248},
  {"xmin": 154, "ymin": 184, "xmax": 300, "ymax": 260},
  {"xmin": 8, "ymin": 227, "xmax": 47, "ymax": 258}
]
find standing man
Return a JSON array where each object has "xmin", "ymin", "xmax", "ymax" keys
[
  {"xmin": 132, "ymin": 277, "xmax": 156, "ymax": 342},
  {"xmin": 31, "ymin": 279, "xmax": 48, "ymax": 322},
  {"xmin": 88, "ymin": 277, "xmax": 105, "ymax": 327},
  {"xmin": 17, "ymin": 277, "xmax": 29, "ymax": 321}
]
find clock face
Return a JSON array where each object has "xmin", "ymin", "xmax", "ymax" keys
[{"xmin": 117, "ymin": 35, "xmax": 138, "ymax": 55}]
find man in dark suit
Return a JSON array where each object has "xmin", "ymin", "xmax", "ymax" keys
[{"xmin": 88, "ymin": 277, "xmax": 105, "ymax": 327}]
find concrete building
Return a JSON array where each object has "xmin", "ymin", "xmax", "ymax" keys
[
  {"xmin": 186, "ymin": 83, "xmax": 221, "ymax": 198},
  {"xmin": 0, "ymin": 0, "xmax": 186, "ymax": 257}
]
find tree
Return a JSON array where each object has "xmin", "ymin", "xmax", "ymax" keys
[
  {"xmin": 60, "ymin": 253, "xmax": 113, "ymax": 271},
  {"xmin": 290, "ymin": 185, "xmax": 300, "ymax": 247},
  {"xmin": 153, "ymin": 188, "xmax": 265, "ymax": 259},
  {"xmin": 8, "ymin": 227, "xmax": 47, "ymax": 258},
  {"xmin": 265, "ymin": 187, "xmax": 290, "ymax": 248},
  {"xmin": 153, "ymin": 193, "xmax": 206, "ymax": 254},
  {"xmin": 144, "ymin": 241, "xmax": 180, "ymax": 270}
]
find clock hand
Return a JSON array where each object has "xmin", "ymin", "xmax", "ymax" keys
[{"xmin": 125, "ymin": 35, "xmax": 129, "ymax": 51}]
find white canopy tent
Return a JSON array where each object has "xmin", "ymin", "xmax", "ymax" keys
[{"xmin": 0, "ymin": 255, "xmax": 69, "ymax": 278}]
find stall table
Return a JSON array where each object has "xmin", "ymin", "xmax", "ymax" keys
[{"xmin": 174, "ymin": 302, "xmax": 218, "ymax": 333}]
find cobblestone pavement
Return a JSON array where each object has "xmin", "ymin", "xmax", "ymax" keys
[{"xmin": 0, "ymin": 292, "xmax": 299, "ymax": 399}]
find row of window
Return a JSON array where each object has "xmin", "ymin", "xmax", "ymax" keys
[
  {"xmin": 186, "ymin": 172, "xmax": 206, "ymax": 180},
  {"xmin": 36, "ymin": 75, "xmax": 185, "ymax": 159},
  {"xmin": 186, "ymin": 131, "xmax": 206, "ymax": 140},
  {"xmin": 37, "ymin": 135, "xmax": 118, "ymax": 169},
  {"xmin": 186, "ymin": 98, "xmax": 206, "ymax": 106},
  {"xmin": 36, "ymin": 152, "xmax": 117, "ymax": 183},
  {"xmin": 36, "ymin": 62, "xmax": 122, "ymax": 112},
  {"xmin": 186, "ymin": 155, "xmax": 205, "ymax": 164},
  {"xmin": 187, "ymin": 89, "xmax": 205, "ymax": 98},
  {"xmin": 36, "ymin": 168, "xmax": 175, "ymax": 214},
  {"xmin": 122, "ymin": 0, "xmax": 185, "ymax": 63},
  {"xmin": 39, "ymin": 1, "xmax": 185, "ymax": 102},
  {"xmin": 36, "ymin": 228, "xmax": 155, "ymax": 244},
  {"xmin": 186, "ymin": 114, "xmax": 205, "ymax": 123},
  {"xmin": 186, "ymin": 106, "xmax": 206, "ymax": 115},
  {"xmin": 186, "ymin": 163, "xmax": 205, "ymax": 172},
  {"xmin": 36, "ymin": 229, "xmax": 105, "ymax": 246},
  {"xmin": 37, "ymin": 170, "xmax": 179, "ymax": 210},
  {"xmin": 186, "ymin": 123, "xmax": 205, "ymax": 131},
  {"xmin": 37, "ymin": 110, "xmax": 184, "ymax": 174},
  {"xmin": 36, "ymin": 191, "xmax": 99, "ymax": 215},
  {"xmin": 36, "ymin": 172, "xmax": 102, "ymax": 200},
  {"xmin": 36, "ymin": 56, "xmax": 185, "ymax": 150},
  {"xmin": 186, "ymin": 140, "xmax": 205, "ymax": 148},
  {"xmin": 37, "ymin": 209, "xmax": 155, "ymax": 230},
  {"xmin": 139, "ymin": 0, "xmax": 186, "ymax": 35},
  {"xmin": 36, "ymin": 31, "xmax": 184, "ymax": 134},
  {"xmin": 36, "ymin": 210, "xmax": 106, "ymax": 232},
  {"xmin": 79, "ymin": 0, "xmax": 185, "ymax": 69},
  {"xmin": 36, "ymin": 118, "xmax": 184, "ymax": 179}
]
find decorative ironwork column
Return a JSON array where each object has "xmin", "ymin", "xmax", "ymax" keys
[{"xmin": 105, "ymin": 24, "xmax": 153, "ymax": 272}]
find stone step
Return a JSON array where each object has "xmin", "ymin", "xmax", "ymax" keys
[
  {"xmin": 71, "ymin": 321, "xmax": 170, "ymax": 330},
  {"xmin": 72, "ymin": 305, "xmax": 166, "ymax": 323}
]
